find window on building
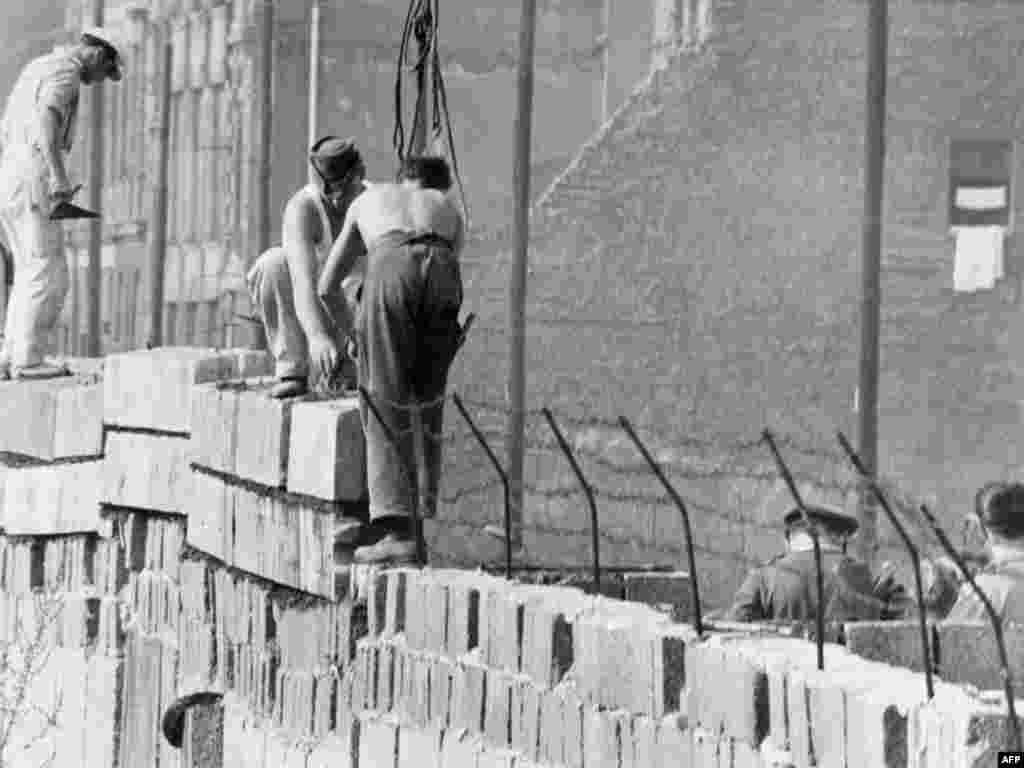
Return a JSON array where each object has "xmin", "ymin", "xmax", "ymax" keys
[{"xmin": 949, "ymin": 139, "xmax": 1014, "ymax": 229}]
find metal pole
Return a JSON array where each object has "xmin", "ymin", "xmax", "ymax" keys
[
  {"xmin": 86, "ymin": 0, "xmax": 106, "ymax": 357},
  {"xmin": 506, "ymin": 0, "xmax": 537, "ymax": 549},
  {"xmin": 146, "ymin": 36, "xmax": 172, "ymax": 348},
  {"xmin": 857, "ymin": 0, "xmax": 888, "ymax": 564},
  {"xmin": 253, "ymin": 0, "xmax": 274, "ymax": 351},
  {"xmin": 306, "ymin": 0, "xmax": 321, "ymax": 185}
]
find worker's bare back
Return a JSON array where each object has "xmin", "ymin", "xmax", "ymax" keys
[{"xmin": 353, "ymin": 183, "xmax": 462, "ymax": 253}]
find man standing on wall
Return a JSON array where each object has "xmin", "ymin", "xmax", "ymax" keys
[
  {"xmin": 0, "ymin": 29, "xmax": 124, "ymax": 379},
  {"xmin": 247, "ymin": 137, "xmax": 367, "ymax": 399},
  {"xmin": 317, "ymin": 155, "xmax": 465, "ymax": 565}
]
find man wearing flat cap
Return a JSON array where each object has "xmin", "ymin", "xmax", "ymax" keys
[
  {"xmin": 0, "ymin": 28, "xmax": 123, "ymax": 379},
  {"xmin": 726, "ymin": 503, "xmax": 908, "ymax": 623},
  {"xmin": 947, "ymin": 482, "xmax": 1024, "ymax": 625},
  {"xmin": 247, "ymin": 136, "xmax": 368, "ymax": 398}
]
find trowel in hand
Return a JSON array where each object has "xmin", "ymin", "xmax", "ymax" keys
[{"xmin": 48, "ymin": 185, "xmax": 98, "ymax": 221}]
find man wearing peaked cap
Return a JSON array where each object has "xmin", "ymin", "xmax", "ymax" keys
[
  {"xmin": 247, "ymin": 136, "xmax": 369, "ymax": 399},
  {"xmin": 726, "ymin": 502, "xmax": 908, "ymax": 623},
  {"xmin": 0, "ymin": 26, "xmax": 124, "ymax": 379},
  {"xmin": 948, "ymin": 482, "xmax": 1024, "ymax": 625}
]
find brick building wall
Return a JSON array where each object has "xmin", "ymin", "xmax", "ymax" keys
[{"xmin": 439, "ymin": 0, "xmax": 1024, "ymax": 606}]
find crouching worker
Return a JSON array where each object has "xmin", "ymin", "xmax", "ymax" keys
[
  {"xmin": 246, "ymin": 137, "xmax": 367, "ymax": 398},
  {"xmin": 726, "ymin": 504, "xmax": 908, "ymax": 623},
  {"xmin": 317, "ymin": 155, "xmax": 465, "ymax": 565}
]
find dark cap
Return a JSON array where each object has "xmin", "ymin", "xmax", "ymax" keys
[
  {"xmin": 784, "ymin": 504, "xmax": 859, "ymax": 536},
  {"xmin": 979, "ymin": 483, "xmax": 1024, "ymax": 537},
  {"xmin": 309, "ymin": 136, "xmax": 362, "ymax": 183}
]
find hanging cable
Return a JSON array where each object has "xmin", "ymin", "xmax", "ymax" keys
[{"xmin": 392, "ymin": 0, "xmax": 470, "ymax": 227}]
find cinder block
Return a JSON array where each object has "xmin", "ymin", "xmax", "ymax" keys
[
  {"xmin": 186, "ymin": 471, "xmax": 233, "ymax": 561},
  {"xmin": 721, "ymin": 645, "xmax": 770, "ymax": 747},
  {"xmin": 336, "ymin": 600, "xmax": 368, "ymax": 665},
  {"xmin": 358, "ymin": 714, "xmax": 400, "ymax": 768},
  {"xmin": 511, "ymin": 678, "xmax": 542, "ymax": 762},
  {"xmin": 481, "ymin": 588, "xmax": 525, "ymax": 673},
  {"xmin": 653, "ymin": 624, "xmax": 693, "ymax": 717},
  {"xmin": 440, "ymin": 728, "xmax": 483, "ymax": 768},
  {"xmin": 189, "ymin": 381, "xmax": 240, "ymax": 473},
  {"xmin": 845, "ymin": 620, "xmax": 938, "ymax": 674},
  {"xmin": 1, "ymin": 459, "xmax": 103, "ymax": 535},
  {"xmin": 429, "ymin": 657, "xmax": 454, "ymax": 728},
  {"xmin": 286, "ymin": 397, "xmax": 366, "ymax": 502},
  {"xmin": 377, "ymin": 643, "xmax": 397, "ymax": 713},
  {"xmin": 844, "ymin": 665, "xmax": 927, "ymax": 768},
  {"xmin": 406, "ymin": 650, "xmax": 432, "ymax": 727},
  {"xmin": 366, "ymin": 569, "xmax": 389, "ymax": 638},
  {"xmin": 103, "ymin": 431, "xmax": 191, "ymax": 515},
  {"xmin": 803, "ymin": 667, "xmax": 846, "ymax": 768},
  {"xmin": 584, "ymin": 708, "xmax": 625, "ymax": 768},
  {"xmin": 656, "ymin": 715, "xmax": 691, "ymax": 768},
  {"xmin": 936, "ymin": 622, "xmax": 1024, "ymax": 695},
  {"xmin": 484, "ymin": 670, "xmax": 514, "ymax": 748},
  {"xmin": 0, "ymin": 375, "xmax": 103, "ymax": 460},
  {"xmin": 182, "ymin": 696, "xmax": 224, "ymax": 768},
  {"xmin": 560, "ymin": 686, "xmax": 585, "ymax": 768},
  {"xmin": 398, "ymin": 723, "xmax": 443, "ymax": 768},
  {"xmin": 622, "ymin": 571, "xmax": 694, "ymax": 621},
  {"xmin": 452, "ymin": 660, "xmax": 488, "ymax": 734},
  {"xmin": 57, "ymin": 592, "xmax": 100, "ymax": 647},
  {"xmin": 226, "ymin": 487, "xmax": 334, "ymax": 599},
  {"xmin": 385, "ymin": 568, "xmax": 412, "ymax": 636},
  {"xmin": 234, "ymin": 383, "xmax": 298, "ymax": 487},
  {"xmin": 221, "ymin": 693, "xmax": 268, "ymax": 768},
  {"xmin": 448, "ymin": 580, "xmax": 482, "ymax": 657},
  {"xmin": 477, "ymin": 748, "xmax": 518, "ymax": 768},
  {"xmin": 264, "ymin": 727, "xmax": 313, "ymax": 768},
  {"xmin": 104, "ymin": 348, "xmax": 240, "ymax": 433},
  {"xmin": 308, "ymin": 733, "xmax": 355, "ymax": 768},
  {"xmin": 629, "ymin": 717, "xmax": 661, "ymax": 768},
  {"xmin": 521, "ymin": 600, "xmax": 573, "ymax": 689}
]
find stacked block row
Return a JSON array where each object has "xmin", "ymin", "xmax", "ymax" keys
[
  {"xmin": 186, "ymin": 374, "xmax": 367, "ymax": 600},
  {"xmin": 0, "ymin": 360, "xmax": 105, "ymax": 535},
  {"xmin": 846, "ymin": 619, "xmax": 1024, "ymax": 696}
]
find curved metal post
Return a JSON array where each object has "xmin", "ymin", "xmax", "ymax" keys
[
  {"xmin": 919, "ymin": 504, "xmax": 1020, "ymax": 750},
  {"xmin": 618, "ymin": 416, "xmax": 703, "ymax": 636},
  {"xmin": 451, "ymin": 393, "xmax": 512, "ymax": 579},
  {"xmin": 837, "ymin": 431, "xmax": 934, "ymax": 699},
  {"xmin": 542, "ymin": 408, "xmax": 600, "ymax": 594},
  {"xmin": 762, "ymin": 429, "xmax": 825, "ymax": 671}
]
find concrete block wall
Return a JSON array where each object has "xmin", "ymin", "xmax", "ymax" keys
[{"xmin": 3, "ymin": 348, "xmax": 1024, "ymax": 768}]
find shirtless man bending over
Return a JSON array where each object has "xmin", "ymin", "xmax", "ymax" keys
[{"xmin": 318, "ymin": 155, "xmax": 465, "ymax": 565}]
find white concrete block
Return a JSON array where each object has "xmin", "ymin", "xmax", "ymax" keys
[
  {"xmin": 1, "ymin": 460, "xmax": 103, "ymax": 535},
  {"xmin": 286, "ymin": 397, "xmax": 366, "ymax": 502},
  {"xmin": 0, "ymin": 375, "xmax": 103, "ymax": 460},
  {"xmin": 103, "ymin": 347, "xmax": 239, "ymax": 432},
  {"xmin": 209, "ymin": 3, "xmax": 229, "ymax": 84},
  {"xmin": 186, "ymin": 470, "xmax": 233, "ymax": 561},
  {"xmin": 103, "ymin": 431, "xmax": 191, "ymax": 514},
  {"xmin": 235, "ymin": 383, "xmax": 298, "ymax": 487},
  {"xmin": 190, "ymin": 381, "xmax": 240, "ymax": 473}
]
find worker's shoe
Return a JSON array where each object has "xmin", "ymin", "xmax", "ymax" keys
[
  {"xmin": 13, "ymin": 361, "xmax": 70, "ymax": 380},
  {"xmin": 353, "ymin": 532, "xmax": 418, "ymax": 565},
  {"xmin": 270, "ymin": 376, "xmax": 308, "ymax": 399}
]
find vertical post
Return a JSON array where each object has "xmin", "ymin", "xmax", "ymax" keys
[
  {"xmin": 600, "ymin": 0, "xmax": 612, "ymax": 122},
  {"xmin": 857, "ymin": 0, "xmax": 888, "ymax": 565},
  {"xmin": 253, "ymin": 0, "xmax": 274, "ymax": 351},
  {"xmin": 147, "ymin": 35, "xmax": 172, "ymax": 348},
  {"xmin": 86, "ymin": 0, "xmax": 106, "ymax": 357},
  {"xmin": 507, "ymin": 0, "xmax": 537, "ymax": 549},
  {"xmin": 306, "ymin": 0, "xmax": 321, "ymax": 184}
]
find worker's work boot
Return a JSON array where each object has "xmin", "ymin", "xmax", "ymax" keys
[
  {"xmin": 270, "ymin": 376, "xmax": 308, "ymax": 399},
  {"xmin": 353, "ymin": 532, "xmax": 418, "ymax": 565},
  {"xmin": 13, "ymin": 361, "xmax": 71, "ymax": 380}
]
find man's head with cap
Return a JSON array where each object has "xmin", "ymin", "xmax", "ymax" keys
[
  {"xmin": 977, "ymin": 482, "xmax": 1024, "ymax": 542},
  {"xmin": 783, "ymin": 503, "xmax": 859, "ymax": 551},
  {"xmin": 79, "ymin": 27, "xmax": 124, "ymax": 84},
  {"xmin": 309, "ymin": 136, "xmax": 365, "ymax": 208}
]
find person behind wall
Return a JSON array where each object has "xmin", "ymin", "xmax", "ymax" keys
[
  {"xmin": 946, "ymin": 481, "xmax": 1024, "ymax": 626},
  {"xmin": 725, "ymin": 503, "xmax": 909, "ymax": 625},
  {"xmin": 247, "ymin": 137, "xmax": 368, "ymax": 398},
  {"xmin": 317, "ymin": 155, "xmax": 465, "ymax": 565},
  {"xmin": 0, "ymin": 28, "xmax": 124, "ymax": 380}
]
